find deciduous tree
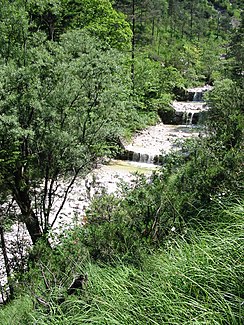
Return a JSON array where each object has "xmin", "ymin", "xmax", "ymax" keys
[{"xmin": 0, "ymin": 30, "xmax": 131, "ymax": 244}]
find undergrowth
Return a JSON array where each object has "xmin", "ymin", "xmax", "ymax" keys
[{"xmin": 0, "ymin": 199, "xmax": 243, "ymax": 324}]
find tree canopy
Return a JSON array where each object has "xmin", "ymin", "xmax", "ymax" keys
[{"xmin": 0, "ymin": 21, "xmax": 131, "ymax": 243}]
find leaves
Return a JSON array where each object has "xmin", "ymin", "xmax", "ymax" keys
[{"xmin": 0, "ymin": 26, "xmax": 132, "ymax": 241}]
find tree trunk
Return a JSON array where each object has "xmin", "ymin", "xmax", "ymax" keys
[
  {"xmin": 24, "ymin": 210, "xmax": 43, "ymax": 245},
  {"xmin": 131, "ymin": 0, "xmax": 135, "ymax": 94},
  {"xmin": 13, "ymin": 171, "xmax": 43, "ymax": 245},
  {"xmin": 152, "ymin": 18, "xmax": 155, "ymax": 39},
  {"xmin": 0, "ymin": 224, "xmax": 14, "ymax": 301},
  {"xmin": 190, "ymin": 6, "xmax": 193, "ymax": 39}
]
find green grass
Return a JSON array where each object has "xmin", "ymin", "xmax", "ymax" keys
[
  {"xmin": 0, "ymin": 296, "xmax": 33, "ymax": 325},
  {"xmin": 0, "ymin": 200, "xmax": 243, "ymax": 324}
]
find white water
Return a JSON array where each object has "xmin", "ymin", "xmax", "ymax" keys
[
  {"xmin": 172, "ymin": 100, "xmax": 206, "ymax": 112},
  {"xmin": 124, "ymin": 123, "xmax": 201, "ymax": 163},
  {"xmin": 188, "ymin": 84, "xmax": 212, "ymax": 93}
]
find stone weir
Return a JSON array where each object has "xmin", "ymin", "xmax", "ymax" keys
[
  {"xmin": 119, "ymin": 85, "xmax": 212, "ymax": 165},
  {"xmin": 119, "ymin": 149, "xmax": 160, "ymax": 165},
  {"xmin": 159, "ymin": 85, "xmax": 212, "ymax": 125},
  {"xmin": 169, "ymin": 101, "xmax": 208, "ymax": 125},
  {"xmin": 118, "ymin": 123, "xmax": 201, "ymax": 165}
]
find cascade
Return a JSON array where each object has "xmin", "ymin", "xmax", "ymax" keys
[
  {"xmin": 193, "ymin": 91, "xmax": 203, "ymax": 102},
  {"xmin": 132, "ymin": 152, "xmax": 156, "ymax": 164},
  {"xmin": 185, "ymin": 111, "xmax": 195, "ymax": 125},
  {"xmin": 132, "ymin": 152, "xmax": 140, "ymax": 162},
  {"xmin": 168, "ymin": 86, "xmax": 211, "ymax": 125},
  {"xmin": 119, "ymin": 85, "xmax": 211, "ymax": 165}
]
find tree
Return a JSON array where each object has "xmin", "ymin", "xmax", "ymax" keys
[
  {"xmin": 27, "ymin": 0, "xmax": 132, "ymax": 49},
  {"xmin": 0, "ymin": 0, "xmax": 29, "ymax": 64},
  {"xmin": 27, "ymin": 0, "xmax": 64, "ymax": 41},
  {"xmin": 206, "ymin": 79, "xmax": 244, "ymax": 149},
  {"xmin": 68, "ymin": 0, "xmax": 132, "ymax": 50},
  {"xmin": 227, "ymin": 12, "xmax": 244, "ymax": 82},
  {"xmin": 0, "ymin": 30, "xmax": 131, "ymax": 245}
]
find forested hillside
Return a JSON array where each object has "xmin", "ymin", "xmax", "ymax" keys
[{"xmin": 0, "ymin": 0, "xmax": 243, "ymax": 323}]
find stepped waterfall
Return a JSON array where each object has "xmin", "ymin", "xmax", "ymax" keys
[{"xmin": 121, "ymin": 86, "xmax": 210, "ymax": 165}]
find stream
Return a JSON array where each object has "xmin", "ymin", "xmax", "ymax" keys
[{"xmin": 0, "ymin": 85, "xmax": 211, "ymax": 301}]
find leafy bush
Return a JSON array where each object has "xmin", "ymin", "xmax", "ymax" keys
[
  {"xmin": 206, "ymin": 79, "xmax": 244, "ymax": 149},
  {"xmin": 1, "ymin": 199, "xmax": 243, "ymax": 325}
]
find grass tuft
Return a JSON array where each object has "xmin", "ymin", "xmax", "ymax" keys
[{"xmin": 0, "ymin": 200, "xmax": 243, "ymax": 324}]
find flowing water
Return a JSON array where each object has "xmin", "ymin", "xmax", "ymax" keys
[{"xmin": 0, "ymin": 86, "xmax": 211, "ymax": 301}]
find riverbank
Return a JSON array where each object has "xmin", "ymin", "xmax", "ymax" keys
[{"xmin": 0, "ymin": 87, "xmax": 209, "ymax": 296}]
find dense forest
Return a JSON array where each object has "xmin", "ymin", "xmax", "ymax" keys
[{"xmin": 0, "ymin": 0, "xmax": 243, "ymax": 323}]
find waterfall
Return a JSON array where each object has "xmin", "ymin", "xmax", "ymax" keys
[
  {"xmin": 120, "ymin": 85, "xmax": 211, "ymax": 166},
  {"xmin": 185, "ymin": 111, "xmax": 195, "ymax": 125},
  {"xmin": 132, "ymin": 152, "xmax": 140, "ymax": 162},
  {"xmin": 193, "ymin": 91, "xmax": 203, "ymax": 102},
  {"xmin": 170, "ymin": 86, "xmax": 210, "ymax": 126},
  {"xmin": 121, "ymin": 151, "xmax": 157, "ymax": 164},
  {"xmin": 184, "ymin": 111, "xmax": 200, "ymax": 125},
  {"xmin": 132, "ymin": 152, "xmax": 156, "ymax": 164}
]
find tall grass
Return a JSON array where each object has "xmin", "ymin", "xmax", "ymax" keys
[{"xmin": 1, "ymin": 200, "xmax": 242, "ymax": 324}]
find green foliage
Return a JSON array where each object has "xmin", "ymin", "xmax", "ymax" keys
[
  {"xmin": 0, "ymin": 0, "xmax": 29, "ymax": 63},
  {"xmin": 226, "ymin": 12, "xmax": 244, "ymax": 82},
  {"xmin": 0, "ymin": 0, "xmax": 243, "ymax": 321},
  {"xmin": 81, "ymin": 187, "xmax": 147, "ymax": 264},
  {"xmin": 164, "ymin": 128, "xmax": 243, "ymax": 223},
  {"xmin": 0, "ymin": 295, "xmax": 33, "ymax": 324},
  {"xmin": 156, "ymin": 36, "xmax": 227, "ymax": 85},
  {"xmin": 196, "ymin": 37, "xmax": 226, "ymax": 83},
  {"xmin": 62, "ymin": 0, "xmax": 132, "ymax": 49},
  {"xmin": 0, "ymin": 29, "xmax": 132, "ymax": 241},
  {"xmin": 206, "ymin": 79, "xmax": 244, "ymax": 149},
  {"xmin": 77, "ymin": 170, "xmax": 185, "ymax": 263},
  {"xmin": 133, "ymin": 54, "xmax": 186, "ymax": 111},
  {"xmin": 115, "ymin": 0, "xmax": 242, "ymax": 86},
  {"xmin": 1, "ymin": 0, "xmax": 132, "ymax": 49},
  {"xmin": 75, "ymin": 72, "xmax": 244, "ymax": 260},
  {"xmin": 1, "ymin": 200, "xmax": 243, "ymax": 324},
  {"xmin": 80, "ymin": 0, "xmax": 132, "ymax": 50},
  {"xmin": 62, "ymin": 72, "xmax": 244, "ymax": 260},
  {"xmin": 164, "ymin": 78, "xmax": 243, "ymax": 223}
]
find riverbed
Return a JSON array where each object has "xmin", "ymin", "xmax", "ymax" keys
[{"xmin": 0, "ymin": 86, "xmax": 209, "ymax": 300}]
